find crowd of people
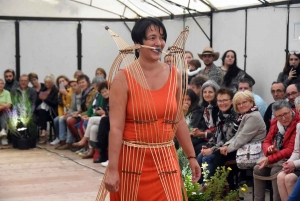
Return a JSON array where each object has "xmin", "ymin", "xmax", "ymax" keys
[
  {"xmin": 0, "ymin": 68, "xmax": 110, "ymax": 167},
  {"xmin": 0, "ymin": 17, "xmax": 300, "ymax": 201},
  {"xmin": 165, "ymin": 46, "xmax": 300, "ymax": 200}
]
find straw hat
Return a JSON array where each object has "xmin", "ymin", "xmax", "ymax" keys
[
  {"xmin": 69, "ymin": 79, "xmax": 77, "ymax": 84},
  {"xmin": 198, "ymin": 47, "xmax": 219, "ymax": 61}
]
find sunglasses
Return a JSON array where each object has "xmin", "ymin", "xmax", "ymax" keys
[{"xmin": 290, "ymin": 50, "xmax": 300, "ymax": 55}]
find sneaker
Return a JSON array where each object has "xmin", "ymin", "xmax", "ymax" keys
[
  {"xmin": 101, "ymin": 160, "xmax": 109, "ymax": 167},
  {"xmin": 50, "ymin": 138, "xmax": 60, "ymax": 145},
  {"xmin": 75, "ymin": 148, "xmax": 86, "ymax": 154},
  {"xmin": 1, "ymin": 138, "xmax": 8, "ymax": 145},
  {"xmin": 0, "ymin": 129, "xmax": 7, "ymax": 138}
]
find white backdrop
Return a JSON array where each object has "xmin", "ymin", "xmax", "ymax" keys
[
  {"xmin": 0, "ymin": 4, "xmax": 299, "ymax": 104},
  {"xmin": 20, "ymin": 21, "xmax": 77, "ymax": 81},
  {"xmin": 0, "ymin": 20, "xmax": 16, "ymax": 74}
]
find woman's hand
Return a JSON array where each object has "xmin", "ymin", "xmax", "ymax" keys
[
  {"xmin": 282, "ymin": 161, "xmax": 296, "ymax": 174},
  {"xmin": 96, "ymin": 108, "xmax": 105, "ymax": 116},
  {"xmin": 59, "ymin": 88, "xmax": 68, "ymax": 96},
  {"xmin": 267, "ymin": 140, "xmax": 277, "ymax": 154},
  {"xmin": 183, "ymin": 103, "xmax": 189, "ymax": 116},
  {"xmin": 188, "ymin": 158, "xmax": 201, "ymax": 183},
  {"xmin": 288, "ymin": 68, "xmax": 297, "ymax": 80},
  {"xmin": 105, "ymin": 169, "xmax": 120, "ymax": 193},
  {"xmin": 257, "ymin": 156, "xmax": 269, "ymax": 169},
  {"xmin": 39, "ymin": 92, "xmax": 47, "ymax": 100},
  {"xmin": 81, "ymin": 116, "xmax": 89, "ymax": 121},
  {"xmin": 201, "ymin": 148, "xmax": 213, "ymax": 156},
  {"xmin": 191, "ymin": 128, "xmax": 205, "ymax": 137},
  {"xmin": 219, "ymin": 146, "xmax": 228, "ymax": 156}
]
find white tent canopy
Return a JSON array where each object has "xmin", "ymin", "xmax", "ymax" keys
[{"xmin": 0, "ymin": 0, "xmax": 292, "ymax": 19}]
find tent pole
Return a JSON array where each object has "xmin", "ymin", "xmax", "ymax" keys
[
  {"xmin": 210, "ymin": 12, "xmax": 213, "ymax": 47},
  {"xmin": 77, "ymin": 22, "xmax": 82, "ymax": 71},
  {"xmin": 187, "ymin": 10, "xmax": 210, "ymax": 42},
  {"xmin": 285, "ymin": 2, "xmax": 290, "ymax": 58},
  {"xmin": 244, "ymin": 9, "xmax": 248, "ymax": 72},
  {"xmin": 15, "ymin": 21, "xmax": 20, "ymax": 80}
]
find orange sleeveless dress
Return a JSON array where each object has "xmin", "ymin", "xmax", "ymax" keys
[{"xmin": 110, "ymin": 66, "xmax": 183, "ymax": 201}]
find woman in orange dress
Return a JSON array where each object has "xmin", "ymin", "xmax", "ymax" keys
[{"xmin": 101, "ymin": 17, "xmax": 200, "ymax": 201}]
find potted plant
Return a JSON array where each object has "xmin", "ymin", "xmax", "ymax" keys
[
  {"xmin": 6, "ymin": 93, "xmax": 37, "ymax": 149},
  {"xmin": 177, "ymin": 147, "xmax": 248, "ymax": 201}
]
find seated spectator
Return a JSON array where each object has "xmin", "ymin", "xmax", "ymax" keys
[
  {"xmin": 277, "ymin": 97, "xmax": 300, "ymax": 200},
  {"xmin": 35, "ymin": 75, "xmax": 59, "ymax": 144},
  {"xmin": 207, "ymin": 90, "xmax": 266, "ymax": 190},
  {"xmin": 238, "ymin": 78, "xmax": 267, "ymax": 117},
  {"xmin": 185, "ymin": 50, "xmax": 194, "ymax": 65},
  {"xmin": 66, "ymin": 75, "xmax": 97, "ymax": 144},
  {"xmin": 286, "ymin": 84, "xmax": 300, "ymax": 108},
  {"xmin": 220, "ymin": 50, "xmax": 255, "ymax": 94},
  {"xmin": 28, "ymin": 72, "xmax": 46, "ymax": 93},
  {"xmin": 51, "ymin": 75, "xmax": 72, "ymax": 145},
  {"xmin": 73, "ymin": 79, "xmax": 107, "ymax": 159},
  {"xmin": 0, "ymin": 78, "xmax": 12, "ymax": 145},
  {"xmin": 188, "ymin": 59, "xmax": 201, "ymax": 85},
  {"xmin": 264, "ymin": 82, "xmax": 286, "ymax": 133},
  {"xmin": 174, "ymin": 89, "xmax": 203, "ymax": 154},
  {"xmin": 4, "ymin": 69, "xmax": 19, "ymax": 92},
  {"xmin": 164, "ymin": 54, "xmax": 173, "ymax": 66},
  {"xmin": 10, "ymin": 74, "xmax": 37, "ymax": 111},
  {"xmin": 73, "ymin": 70, "xmax": 84, "ymax": 79},
  {"xmin": 95, "ymin": 68, "xmax": 107, "ymax": 79},
  {"xmin": 55, "ymin": 79, "xmax": 81, "ymax": 150},
  {"xmin": 197, "ymin": 88, "xmax": 239, "ymax": 186},
  {"xmin": 277, "ymin": 51, "xmax": 300, "ymax": 87},
  {"xmin": 254, "ymin": 100, "xmax": 299, "ymax": 201},
  {"xmin": 198, "ymin": 47, "xmax": 222, "ymax": 85},
  {"xmin": 189, "ymin": 75, "xmax": 208, "ymax": 98},
  {"xmin": 190, "ymin": 80, "xmax": 220, "ymax": 155}
]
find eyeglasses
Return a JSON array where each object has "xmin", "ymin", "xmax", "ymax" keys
[
  {"xmin": 271, "ymin": 89, "xmax": 284, "ymax": 94},
  {"xmin": 217, "ymin": 99, "xmax": 230, "ymax": 103},
  {"xmin": 275, "ymin": 111, "xmax": 291, "ymax": 120},
  {"xmin": 290, "ymin": 50, "xmax": 300, "ymax": 55},
  {"xmin": 286, "ymin": 91, "xmax": 298, "ymax": 98},
  {"xmin": 236, "ymin": 100, "xmax": 249, "ymax": 107}
]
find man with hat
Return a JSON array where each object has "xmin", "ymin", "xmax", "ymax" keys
[{"xmin": 198, "ymin": 47, "xmax": 222, "ymax": 86}]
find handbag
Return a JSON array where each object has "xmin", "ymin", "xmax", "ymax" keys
[{"xmin": 236, "ymin": 141, "xmax": 264, "ymax": 169}]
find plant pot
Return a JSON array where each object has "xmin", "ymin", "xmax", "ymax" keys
[
  {"xmin": 29, "ymin": 138, "xmax": 37, "ymax": 148},
  {"xmin": 17, "ymin": 138, "xmax": 31, "ymax": 150},
  {"xmin": 12, "ymin": 136, "xmax": 19, "ymax": 148}
]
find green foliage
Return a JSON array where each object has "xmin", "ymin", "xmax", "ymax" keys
[
  {"xmin": 177, "ymin": 148, "xmax": 248, "ymax": 201},
  {"xmin": 6, "ymin": 92, "xmax": 34, "ymax": 139}
]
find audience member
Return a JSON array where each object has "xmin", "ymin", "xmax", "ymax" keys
[
  {"xmin": 207, "ymin": 90, "xmax": 266, "ymax": 190},
  {"xmin": 95, "ymin": 68, "xmax": 107, "ymax": 79},
  {"xmin": 0, "ymin": 78, "xmax": 12, "ymax": 145},
  {"xmin": 28, "ymin": 72, "xmax": 46, "ymax": 92},
  {"xmin": 220, "ymin": 50, "xmax": 255, "ymax": 94},
  {"xmin": 277, "ymin": 51, "xmax": 300, "ymax": 87},
  {"xmin": 191, "ymin": 80, "xmax": 220, "ymax": 155},
  {"xmin": 190, "ymin": 75, "xmax": 208, "ymax": 97},
  {"xmin": 185, "ymin": 50, "xmax": 194, "ymax": 64},
  {"xmin": 286, "ymin": 84, "xmax": 300, "ymax": 108},
  {"xmin": 4, "ymin": 69, "xmax": 19, "ymax": 92},
  {"xmin": 55, "ymin": 79, "xmax": 81, "ymax": 150},
  {"xmin": 254, "ymin": 100, "xmax": 299, "ymax": 201},
  {"xmin": 197, "ymin": 47, "xmax": 222, "ymax": 86},
  {"xmin": 164, "ymin": 54, "xmax": 173, "ymax": 66},
  {"xmin": 10, "ymin": 74, "xmax": 37, "ymax": 110},
  {"xmin": 188, "ymin": 59, "xmax": 201, "ymax": 84},
  {"xmin": 51, "ymin": 75, "xmax": 72, "ymax": 145},
  {"xmin": 197, "ymin": 88, "xmax": 239, "ymax": 186},
  {"xmin": 277, "ymin": 97, "xmax": 300, "ymax": 200},
  {"xmin": 264, "ymin": 82, "xmax": 286, "ymax": 132},
  {"xmin": 66, "ymin": 75, "xmax": 97, "ymax": 142},
  {"xmin": 73, "ymin": 70, "xmax": 84, "ymax": 79},
  {"xmin": 35, "ymin": 74, "xmax": 59, "ymax": 144},
  {"xmin": 238, "ymin": 78, "xmax": 267, "ymax": 117},
  {"xmin": 174, "ymin": 89, "xmax": 203, "ymax": 155}
]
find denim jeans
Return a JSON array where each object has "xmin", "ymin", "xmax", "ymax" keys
[
  {"xmin": 288, "ymin": 177, "xmax": 300, "ymax": 201},
  {"xmin": 54, "ymin": 116, "xmax": 74, "ymax": 143}
]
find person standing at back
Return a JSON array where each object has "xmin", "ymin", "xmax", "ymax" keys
[{"xmin": 197, "ymin": 47, "xmax": 222, "ymax": 86}]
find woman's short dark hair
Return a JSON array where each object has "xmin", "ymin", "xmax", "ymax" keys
[
  {"xmin": 98, "ymin": 81, "xmax": 108, "ymax": 92},
  {"xmin": 189, "ymin": 59, "xmax": 201, "ymax": 68},
  {"xmin": 28, "ymin": 72, "xmax": 38, "ymax": 81},
  {"xmin": 77, "ymin": 74, "xmax": 91, "ymax": 86},
  {"xmin": 131, "ymin": 17, "xmax": 167, "ymax": 45},
  {"xmin": 186, "ymin": 89, "xmax": 199, "ymax": 112},
  {"xmin": 56, "ymin": 75, "xmax": 70, "ymax": 87},
  {"xmin": 216, "ymin": 88, "xmax": 234, "ymax": 100}
]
